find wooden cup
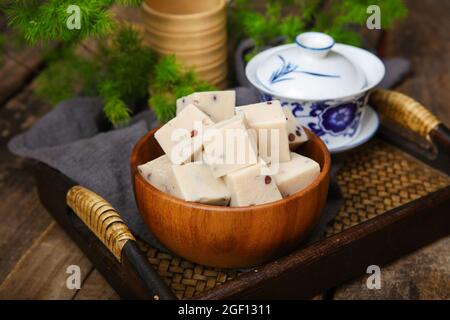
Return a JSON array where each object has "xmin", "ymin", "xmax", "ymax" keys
[
  {"xmin": 195, "ymin": 57, "xmax": 228, "ymax": 82},
  {"xmin": 143, "ymin": 23, "xmax": 226, "ymax": 52},
  {"xmin": 148, "ymin": 39, "xmax": 227, "ymax": 68},
  {"xmin": 142, "ymin": 0, "xmax": 228, "ymax": 87},
  {"xmin": 142, "ymin": 0, "xmax": 226, "ymax": 34}
]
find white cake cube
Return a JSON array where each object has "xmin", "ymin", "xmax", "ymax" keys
[
  {"xmin": 273, "ymin": 152, "xmax": 320, "ymax": 197},
  {"xmin": 236, "ymin": 101, "xmax": 290, "ymax": 163},
  {"xmin": 282, "ymin": 107, "xmax": 308, "ymax": 150},
  {"xmin": 203, "ymin": 114, "xmax": 258, "ymax": 177},
  {"xmin": 137, "ymin": 155, "xmax": 181, "ymax": 197},
  {"xmin": 176, "ymin": 90, "xmax": 236, "ymax": 122},
  {"xmin": 172, "ymin": 162, "xmax": 231, "ymax": 206},
  {"xmin": 224, "ymin": 159, "xmax": 282, "ymax": 207},
  {"xmin": 155, "ymin": 104, "xmax": 214, "ymax": 164}
]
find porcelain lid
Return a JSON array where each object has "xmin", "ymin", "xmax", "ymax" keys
[{"xmin": 255, "ymin": 32, "xmax": 367, "ymax": 100}]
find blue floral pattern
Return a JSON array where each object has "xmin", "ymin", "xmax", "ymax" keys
[
  {"xmin": 259, "ymin": 92, "xmax": 367, "ymax": 144},
  {"xmin": 269, "ymin": 55, "xmax": 340, "ymax": 84},
  {"xmin": 321, "ymin": 103, "xmax": 357, "ymax": 134},
  {"xmin": 261, "ymin": 94, "xmax": 273, "ymax": 101},
  {"xmin": 307, "ymin": 100, "xmax": 362, "ymax": 138}
]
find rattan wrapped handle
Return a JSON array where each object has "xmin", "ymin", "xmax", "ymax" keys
[
  {"xmin": 66, "ymin": 186, "xmax": 136, "ymax": 262},
  {"xmin": 370, "ymin": 89, "xmax": 441, "ymax": 142}
]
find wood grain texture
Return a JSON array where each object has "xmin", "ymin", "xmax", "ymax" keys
[
  {"xmin": 0, "ymin": 49, "xmax": 43, "ymax": 107},
  {"xmin": 74, "ymin": 270, "xmax": 119, "ymax": 300},
  {"xmin": 383, "ymin": 0, "xmax": 450, "ymax": 127},
  {"xmin": 0, "ymin": 82, "xmax": 98, "ymax": 299},
  {"xmin": 0, "ymin": 13, "xmax": 44, "ymax": 107},
  {"xmin": 333, "ymin": 236, "xmax": 450, "ymax": 300},
  {"xmin": 0, "ymin": 84, "xmax": 54, "ymax": 284},
  {"xmin": 0, "ymin": 13, "xmax": 101, "ymax": 296},
  {"xmin": 0, "ymin": 223, "xmax": 93, "ymax": 300},
  {"xmin": 131, "ymin": 128, "xmax": 330, "ymax": 268},
  {"xmin": 198, "ymin": 185, "xmax": 450, "ymax": 299},
  {"xmin": 34, "ymin": 162, "xmax": 175, "ymax": 300},
  {"xmin": 331, "ymin": 0, "xmax": 450, "ymax": 300}
]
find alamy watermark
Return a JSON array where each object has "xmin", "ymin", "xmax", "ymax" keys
[
  {"xmin": 367, "ymin": 5, "xmax": 381, "ymax": 30},
  {"xmin": 168, "ymin": 121, "xmax": 280, "ymax": 175},
  {"xmin": 66, "ymin": 265, "xmax": 81, "ymax": 290},
  {"xmin": 66, "ymin": 5, "xmax": 81, "ymax": 30},
  {"xmin": 366, "ymin": 265, "xmax": 381, "ymax": 289}
]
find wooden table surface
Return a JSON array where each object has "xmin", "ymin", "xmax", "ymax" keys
[{"xmin": 0, "ymin": 0, "xmax": 449, "ymax": 300}]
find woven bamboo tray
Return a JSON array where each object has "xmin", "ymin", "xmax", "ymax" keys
[{"xmin": 33, "ymin": 90, "xmax": 450, "ymax": 300}]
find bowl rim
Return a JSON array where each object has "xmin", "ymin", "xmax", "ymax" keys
[
  {"xmin": 130, "ymin": 127, "xmax": 331, "ymax": 213},
  {"xmin": 142, "ymin": 0, "xmax": 226, "ymax": 20},
  {"xmin": 246, "ymin": 43, "xmax": 386, "ymax": 101}
]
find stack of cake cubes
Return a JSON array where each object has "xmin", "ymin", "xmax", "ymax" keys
[{"xmin": 138, "ymin": 90, "xmax": 320, "ymax": 207}]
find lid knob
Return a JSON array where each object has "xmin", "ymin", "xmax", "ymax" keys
[{"xmin": 295, "ymin": 32, "xmax": 335, "ymax": 59}]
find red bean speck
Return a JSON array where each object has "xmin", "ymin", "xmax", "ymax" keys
[
  {"xmin": 265, "ymin": 176, "xmax": 272, "ymax": 184},
  {"xmin": 267, "ymin": 101, "xmax": 272, "ymax": 105},
  {"xmin": 191, "ymin": 129, "xmax": 198, "ymax": 137}
]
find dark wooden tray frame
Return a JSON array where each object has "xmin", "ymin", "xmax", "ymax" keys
[{"xmin": 32, "ymin": 119, "xmax": 450, "ymax": 300}]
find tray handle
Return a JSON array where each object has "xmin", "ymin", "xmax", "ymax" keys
[
  {"xmin": 370, "ymin": 89, "xmax": 441, "ymax": 142},
  {"xmin": 66, "ymin": 185, "xmax": 135, "ymax": 262},
  {"xmin": 66, "ymin": 185, "xmax": 176, "ymax": 299}
]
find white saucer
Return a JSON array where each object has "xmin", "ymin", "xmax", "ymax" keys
[{"xmin": 328, "ymin": 105, "xmax": 379, "ymax": 154}]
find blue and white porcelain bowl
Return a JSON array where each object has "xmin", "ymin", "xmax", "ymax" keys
[{"xmin": 245, "ymin": 32, "xmax": 385, "ymax": 151}]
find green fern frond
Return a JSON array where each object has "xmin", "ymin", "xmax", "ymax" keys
[
  {"xmin": 100, "ymin": 25, "xmax": 155, "ymax": 100},
  {"xmin": 149, "ymin": 93, "xmax": 176, "ymax": 123},
  {"xmin": 152, "ymin": 55, "xmax": 181, "ymax": 88},
  {"xmin": 233, "ymin": 0, "xmax": 408, "ymax": 58},
  {"xmin": 35, "ymin": 51, "xmax": 98, "ymax": 104},
  {"xmin": 100, "ymin": 81, "xmax": 132, "ymax": 126},
  {"xmin": 149, "ymin": 58, "xmax": 216, "ymax": 123}
]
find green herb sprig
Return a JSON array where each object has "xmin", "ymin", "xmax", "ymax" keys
[
  {"xmin": 2, "ymin": 0, "xmax": 214, "ymax": 125},
  {"xmin": 230, "ymin": 0, "xmax": 407, "ymax": 60}
]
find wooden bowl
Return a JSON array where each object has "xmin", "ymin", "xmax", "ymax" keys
[
  {"xmin": 131, "ymin": 128, "xmax": 330, "ymax": 268},
  {"xmin": 142, "ymin": 0, "xmax": 226, "ymax": 34}
]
